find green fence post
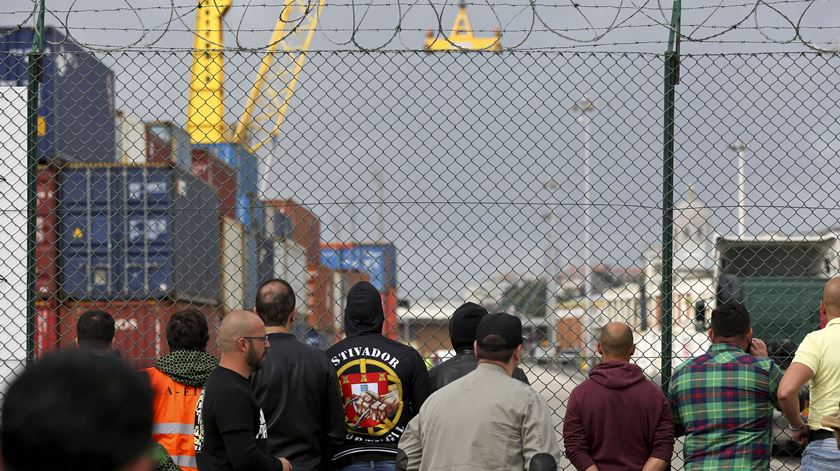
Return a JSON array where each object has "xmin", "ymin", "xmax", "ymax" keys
[
  {"xmin": 661, "ymin": 0, "xmax": 681, "ymax": 394},
  {"xmin": 26, "ymin": 0, "xmax": 46, "ymax": 366}
]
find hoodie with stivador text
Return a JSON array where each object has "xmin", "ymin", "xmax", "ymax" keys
[{"xmin": 326, "ymin": 282, "xmax": 431, "ymax": 466}]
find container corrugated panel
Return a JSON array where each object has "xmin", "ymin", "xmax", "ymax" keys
[
  {"xmin": 192, "ymin": 149, "xmax": 237, "ymax": 220},
  {"xmin": 59, "ymin": 165, "xmax": 221, "ymax": 303},
  {"xmin": 0, "ymin": 28, "xmax": 116, "ymax": 163},
  {"xmin": 258, "ymin": 236, "xmax": 274, "ymax": 286},
  {"xmin": 243, "ymin": 233, "xmax": 259, "ymax": 310},
  {"xmin": 146, "ymin": 122, "xmax": 192, "ymax": 171},
  {"xmin": 59, "ymin": 300, "xmax": 222, "ymax": 368},
  {"xmin": 265, "ymin": 204, "xmax": 293, "ymax": 239},
  {"xmin": 307, "ymin": 264, "xmax": 334, "ymax": 332},
  {"xmin": 285, "ymin": 239, "xmax": 309, "ymax": 316},
  {"xmin": 220, "ymin": 216, "xmax": 246, "ymax": 313},
  {"xmin": 36, "ymin": 165, "xmax": 59, "ymax": 298},
  {"xmin": 196, "ymin": 143, "xmax": 259, "ymax": 196},
  {"xmin": 265, "ymin": 199, "xmax": 321, "ymax": 265},
  {"xmin": 320, "ymin": 242, "xmax": 398, "ymax": 292},
  {"xmin": 115, "ymin": 111, "xmax": 146, "ymax": 164},
  {"xmin": 34, "ymin": 299, "xmax": 59, "ymax": 358}
]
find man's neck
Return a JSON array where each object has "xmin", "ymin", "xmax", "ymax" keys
[
  {"xmin": 826, "ymin": 312, "xmax": 840, "ymax": 323},
  {"xmin": 219, "ymin": 357, "xmax": 252, "ymax": 379},
  {"xmin": 478, "ymin": 359, "xmax": 515, "ymax": 376},
  {"xmin": 601, "ymin": 356, "xmax": 630, "ymax": 363},
  {"xmin": 266, "ymin": 325, "xmax": 291, "ymax": 334}
]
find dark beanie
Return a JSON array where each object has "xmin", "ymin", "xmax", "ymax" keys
[{"xmin": 449, "ymin": 302, "xmax": 489, "ymax": 350}]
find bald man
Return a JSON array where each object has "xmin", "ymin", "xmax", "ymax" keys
[
  {"xmin": 779, "ymin": 277, "xmax": 840, "ymax": 469},
  {"xmin": 194, "ymin": 311, "xmax": 292, "ymax": 471},
  {"xmin": 563, "ymin": 323, "xmax": 673, "ymax": 471}
]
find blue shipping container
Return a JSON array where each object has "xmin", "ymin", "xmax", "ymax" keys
[
  {"xmin": 320, "ymin": 243, "xmax": 397, "ymax": 292},
  {"xmin": 59, "ymin": 165, "xmax": 221, "ymax": 303},
  {"xmin": 194, "ymin": 143, "xmax": 262, "ymax": 232},
  {"xmin": 0, "ymin": 28, "xmax": 116, "ymax": 163}
]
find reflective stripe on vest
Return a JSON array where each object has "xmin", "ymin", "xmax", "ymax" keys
[{"xmin": 144, "ymin": 367, "xmax": 202, "ymax": 471}]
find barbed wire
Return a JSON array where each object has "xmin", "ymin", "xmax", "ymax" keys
[{"xmin": 1, "ymin": 0, "xmax": 838, "ymax": 53}]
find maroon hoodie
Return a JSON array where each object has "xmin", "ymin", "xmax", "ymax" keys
[{"xmin": 562, "ymin": 361, "xmax": 674, "ymax": 471}]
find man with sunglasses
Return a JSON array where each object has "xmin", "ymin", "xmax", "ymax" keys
[{"xmin": 194, "ymin": 310, "xmax": 292, "ymax": 471}]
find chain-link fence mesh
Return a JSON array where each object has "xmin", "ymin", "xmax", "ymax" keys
[{"xmin": 2, "ymin": 25, "xmax": 840, "ymax": 468}]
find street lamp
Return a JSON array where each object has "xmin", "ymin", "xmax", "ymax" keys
[
  {"xmin": 729, "ymin": 140, "xmax": 747, "ymax": 238},
  {"xmin": 571, "ymin": 95, "xmax": 597, "ymax": 368}
]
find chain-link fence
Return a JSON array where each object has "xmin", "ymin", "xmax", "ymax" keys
[{"xmin": 2, "ymin": 22, "xmax": 840, "ymax": 468}]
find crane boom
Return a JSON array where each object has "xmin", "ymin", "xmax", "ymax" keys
[
  {"xmin": 234, "ymin": 0, "xmax": 324, "ymax": 153},
  {"xmin": 187, "ymin": 0, "xmax": 233, "ymax": 144},
  {"xmin": 424, "ymin": 3, "xmax": 501, "ymax": 52}
]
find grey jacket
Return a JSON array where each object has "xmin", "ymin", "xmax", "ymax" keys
[{"xmin": 399, "ymin": 363, "xmax": 562, "ymax": 470}]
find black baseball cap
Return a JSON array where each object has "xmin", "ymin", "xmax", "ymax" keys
[{"xmin": 476, "ymin": 312, "xmax": 523, "ymax": 351}]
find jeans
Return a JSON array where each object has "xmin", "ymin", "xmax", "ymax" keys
[
  {"xmin": 802, "ymin": 438, "xmax": 840, "ymax": 471},
  {"xmin": 335, "ymin": 461, "xmax": 396, "ymax": 471}
]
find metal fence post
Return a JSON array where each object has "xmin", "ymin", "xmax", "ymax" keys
[
  {"xmin": 660, "ymin": 0, "xmax": 681, "ymax": 394},
  {"xmin": 26, "ymin": 0, "xmax": 45, "ymax": 366}
]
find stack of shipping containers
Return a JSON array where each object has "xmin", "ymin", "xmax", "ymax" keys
[{"xmin": 320, "ymin": 242, "xmax": 399, "ymax": 339}]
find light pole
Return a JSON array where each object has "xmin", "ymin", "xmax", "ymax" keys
[
  {"xmin": 571, "ymin": 95, "xmax": 596, "ymax": 368},
  {"xmin": 729, "ymin": 140, "xmax": 747, "ymax": 238},
  {"xmin": 541, "ymin": 179, "xmax": 561, "ymax": 356}
]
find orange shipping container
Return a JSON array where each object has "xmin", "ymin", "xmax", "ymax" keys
[
  {"xmin": 555, "ymin": 314, "xmax": 584, "ymax": 351},
  {"xmin": 59, "ymin": 300, "xmax": 222, "ymax": 368},
  {"xmin": 307, "ymin": 264, "xmax": 334, "ymax": 332},
  {"xmin": 265, "ymin": 199, "xmax": 321, "ymax": 266}
]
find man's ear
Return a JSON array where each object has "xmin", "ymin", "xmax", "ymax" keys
[
  {"xmin": 629, "ymin": 344, "xmax": 636, "ymax": 357},
  {"xmin": 596, "ymin": 342, "xmax": 603, "ymax": 356}
]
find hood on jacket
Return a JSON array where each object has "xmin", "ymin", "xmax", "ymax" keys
[
  {"xmin": 155, "ymin": 350, "xmax": 219, "ymax": 387},
  {"xmin": 588, "ymin": 361, "xmax": 646, "ymax": 390},
  {"xmin": 344, "ymin": 281, "xmax": 384, "ymax": 337}
]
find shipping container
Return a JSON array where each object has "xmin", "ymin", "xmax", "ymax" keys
[
  {"xmin": 193, "ymin": 143, "xmax": 260, "ymax": 231},
  {"xmin": 258, "ymin": 236, "xmax": 274, "ymax": 285},
  {"xmin": 0, "ymin": 27, "xmax": 116, "ymax": 163},
  {"xmin": 220, "ymin": 216, "xmax": 246, "ymax": 313},
  {"xmin": 59, "ymin": 300, "xmax": 222, "ymax": 368},
  {"xmin": 192, "ymin": 148, "xmax": 237, "ymax": 219},
  {"xmin": 115, "ymin": 111, "xmax": 146, "ymax": 164},
  {"xmin": 34, "ymin": 299, "xmax": 59, "ymax": 358},
  {"xmin": 331, "ymin": 269, "xmax": 370, "ymax": 332},
  {"xmin": 36, "ymin": 165, "xmax": 59, "ymax": 297},
  {"xmin": 307, "ymin": 263, "xmax": 334, "ymax": 332},
  {"xmin": 145, "ymin": 122, "xmax": 192, "ymax": 170},
  {"xmin": 382, "ymin": 288, "xmax": 399, "ymax": 340},
  {"xmin": 59, "ymin": 164, "xmax": 221, "ymax": 303},
  {"xmin": 271, "ymin": 237, "xmax": 308, "ymax": 315},
  {"xmin": 265, "ymin": 199, "xmax": 321, "ymax": 265},
  {"xmin": 320, "ymin": 242, "xmax": 398, "ymax": 292},
  {"xmin": 264, "ymin": 203, "xmax": 294, "ymax": 239}
]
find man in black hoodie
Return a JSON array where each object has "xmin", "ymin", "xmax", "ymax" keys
[
  {"xmin": 428, "ymin": 302, "xmax": 529, "ymax": 391},
  {"xmin": 562, "ymin": 322, "xmax": 673, "ymax": 471},
  {"xmin": 326, "ymin": 282, "xmax": 431, "ymax": 471}
]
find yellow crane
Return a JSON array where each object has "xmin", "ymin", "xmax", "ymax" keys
[
  {"xmin": 424, "ymin": 2, "xmax": 501, "ymax": 52},
  {"xmin": 187, "ymin": 0, "xmax": 323, "ymax": 153}
]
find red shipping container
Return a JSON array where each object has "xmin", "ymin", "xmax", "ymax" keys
[
  {"xmin": 307, "ymin": 263, "xmax": 334, "ymax": 332},
  {"xmin": 59, "ymin": 300, "xmax": 223, "ymax": 368},
  {"xmin": 265, "ymin": 199, "xmax": 321, "ymax": 266},
  {"xmin": 35, "ymin": 298, "xmax": 59, "ymax": 358},
  {"xmin": 192, "ymin": 149, "xmax": 237, "ymax": 219},
  {"xmin": 382, "ymin": 288, "xmax": 399, "ymax": 340},
  {"xmin": 36, "ymin": 165, "xmax": 59, "ymax": 298}
]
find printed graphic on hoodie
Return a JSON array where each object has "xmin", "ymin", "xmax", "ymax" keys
[{"xmin": 337, "ymin": 358, "xmax": 404, "ymax": 437}]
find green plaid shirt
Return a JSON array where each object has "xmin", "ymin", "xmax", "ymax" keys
[{"xmin": 668, "ymin": 343, "xmax": 783, "ymax": 471}]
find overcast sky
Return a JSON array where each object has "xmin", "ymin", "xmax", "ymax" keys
[{"xmin": 2, "ymin": 1, "xmax": 840, "ymax": 300}]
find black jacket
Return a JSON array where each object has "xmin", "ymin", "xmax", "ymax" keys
[
  {"xmin": 326, "ymin": 282, "xmax": 431, "ymax": 466},
  {"xmin": 428, "ymin": 348, "xmax": 530, "ymax": 392},
  {"xmin": 251, "ymin": 333, "xmax": 345, "ymax": 471}
]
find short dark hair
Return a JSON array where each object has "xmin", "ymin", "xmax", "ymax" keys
[
  {"xmin": 167, "ymin": 309, "xmax": 209, "ymax": 352},
  {"xmin": 475, "ymin": 334, "xmax": 516, "ymax": 363},
  {"xmin": 1, "ymin": 350, "xmax": 153, "ymax": 471},
  {"xmin": 255, "ymin": 279, "xmax": 296, "ymax": 327},
  {"xmin": 76, "ymin": 310, "xmax": 115, "ymax": 349},
  {"xmin": 711, "ymin": 303, "xmax": 751, "ymax": 338}
]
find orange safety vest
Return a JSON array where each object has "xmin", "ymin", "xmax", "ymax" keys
[{"xmin": 144, "ymin": 367, "xmax": 203, "ymax": 471}]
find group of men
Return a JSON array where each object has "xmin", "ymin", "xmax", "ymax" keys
[{"xmin": 4, "ymin": 277, "xmax": 840, "ymax": 471}]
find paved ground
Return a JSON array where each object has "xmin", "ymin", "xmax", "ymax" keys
[{"xmin": 519, "ymin": 360, "xmax": 803, "ymax": 470}]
